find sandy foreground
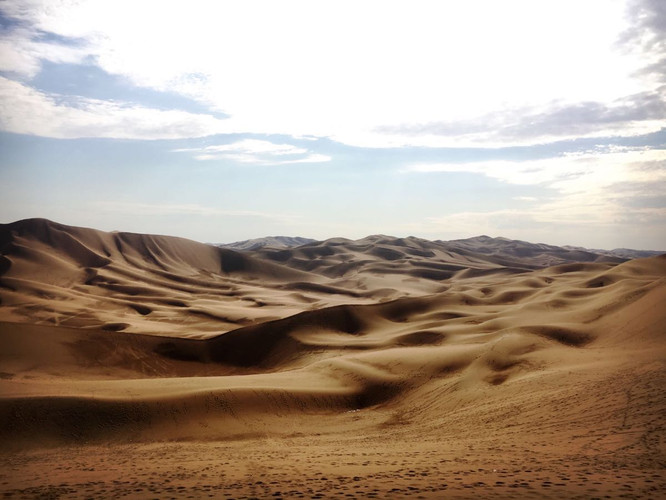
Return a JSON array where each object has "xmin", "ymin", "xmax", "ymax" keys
[{"xmin": 1, "ymin": 219, "xmax": 665, "ymax": 498}]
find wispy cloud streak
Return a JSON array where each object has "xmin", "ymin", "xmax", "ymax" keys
[{"xmin": 175, "ymin": 139, "xmax": 331, "ymax": 164}]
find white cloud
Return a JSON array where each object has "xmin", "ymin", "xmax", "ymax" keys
[
  {"xmin": 0, "ymin": 25, "xmax": 89, "ymax": 77},
  {"xmin": 404, "ymin": 148, "xmax": 666, "ymax": 190},
  {"xmin": 408, "ymin": 148, "xmax": 666, "ymax": 245},
  {"xmin": 0, "ymin": 0, "xmax": 663, "ymax": 146},
  {"xmin": 205, "ymin": 140, "xmax": 308, "ymax": 156},
  {"xmin": 0, "ymin": 77, "xmax": 230, "ymax": 139},
  {"xmin": 177, "ymin": 139, "xmax": 331, "ymax": 164},
  {"xmin": 420, "ymin": 203, "xmax": 666, "ymax": 247},
  {"xmin": 282, "ymin": 154, "xmax": 332, "ymax": 164}
]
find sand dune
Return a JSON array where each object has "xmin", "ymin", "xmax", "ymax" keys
[
  {"xmin": 218, "ymin": 235, "xmax": 316, "ymax": 250},
  {"xmin": 440, "ymin": 234, "xmax": 628, "ymax": 267},
  {"xmin": 1, "ymin": 219, "xmax": 665, "ymax": 498},
  {"xmin": 0, "ymin": 219, "xmax": 390, "ymax": 338}
]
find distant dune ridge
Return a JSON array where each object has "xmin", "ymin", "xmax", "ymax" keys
[
  {"xmin": 1, "ymin": 218, "xmax": 665, "ymax": 498},
  {"xmin": 217, "ymin": 235, "xmax": 317, "ymax": 250}
]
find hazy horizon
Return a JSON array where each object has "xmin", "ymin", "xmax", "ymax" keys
[
  {"xmin": 1, "ymin": 0, "xmax": 665, "ymax": 249},
  {"xmin": 4, "ymin": 216, "xmax": 666, "ymax": 253}
]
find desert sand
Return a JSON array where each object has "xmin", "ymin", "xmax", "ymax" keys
[{"xmin": 1, "ymin": 218, "xmax": 665, "ymax": 499}]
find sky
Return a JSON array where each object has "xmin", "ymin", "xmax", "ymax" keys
[{"xmin": 0, "ymin": 0, "xmax": 665, "ymax": 250}]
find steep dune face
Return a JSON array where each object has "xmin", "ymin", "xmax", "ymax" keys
[
  {"xmin": 1, "ymin": 220, "xmax": 665, "ymax": 498},
  {"xmin": 0, "ymin": 219, "xmax": 388, "ymax": 337},
  {"xmin": 0, "ymin": 218, "xmax": 310, "ymax": 280}
]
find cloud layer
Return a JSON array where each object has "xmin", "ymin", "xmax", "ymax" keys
[
  {"xmin": 1, "ymin": 0, "xmax": 664, "ymax": 146},
  {"xmin": 0, "ymin": 77, "xmax": 230, "ymax": 139},
  {"xmin": 1, "ymin": 0, "xmax": 664, "ymax": 249},
  {"xmin": 405, "ymin": 148, "xmax": 666, "ymax": 246}
]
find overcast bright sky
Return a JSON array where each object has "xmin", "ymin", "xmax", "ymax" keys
[{"xmin": 1, "ymin": 0, "xmax": 665, "ymax": 249}]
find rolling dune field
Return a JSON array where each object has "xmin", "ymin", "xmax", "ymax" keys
[{"xmin": 1, "ymin": 219, "xmax": 665, "ymax": 499}]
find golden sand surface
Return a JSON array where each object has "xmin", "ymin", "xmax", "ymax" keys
[{"xmin": 1, "ymin": 219, "xmax": 664, "ymax": 498}]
